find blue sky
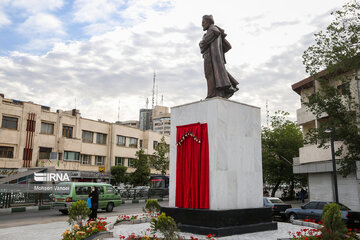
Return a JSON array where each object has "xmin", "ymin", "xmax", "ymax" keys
[
  {"xmin": 0, "ymin": 0, "xmax": 352, "ymax": 123},
  {"xmin": 0, "ymin": 0, "xmax": 174, "ymax": 55}
]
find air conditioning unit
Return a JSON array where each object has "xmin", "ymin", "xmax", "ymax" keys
[{"xmin": 50, "ymin": 152, "xmax": 58, "ymax": 160}]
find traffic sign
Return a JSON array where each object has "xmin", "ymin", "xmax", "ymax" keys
[{"xmin": 99, "ymin": 166, "xmax": 105, "ymax": 173}]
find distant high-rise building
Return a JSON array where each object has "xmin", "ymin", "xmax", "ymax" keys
[
  {"xmin": 139, "ymin": 109, "xmax": 153, "ymax": 131},
  {"xmin": 152, "ymin": 106, "xmax": 170, "ymax": 135}
]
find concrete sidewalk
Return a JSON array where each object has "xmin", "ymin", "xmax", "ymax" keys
[{"xmin": 0, "ymin": 214, "xmax": 312, "ymax": 240}]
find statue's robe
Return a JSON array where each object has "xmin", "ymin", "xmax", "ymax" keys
[{"xmin": 200, "ymin": 25, "xmax": 239, "ymax": 99}]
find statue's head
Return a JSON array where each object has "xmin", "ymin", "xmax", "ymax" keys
[{"xmin": 202, "ymin": 15, "xmax": 214, "ymax": 31}]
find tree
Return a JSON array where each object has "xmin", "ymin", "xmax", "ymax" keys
[
  {"xmin": 150, "ymin": 136, "xmax": 170, "ymax": 175},
  {"xmin": 302, "ymin": 1, "xmax": 360, "ymax": 176},
  {"xmin": 130, "ymin": 149, "xmax": 151, "ymax": 186},
  {"xmin": 67, "ymin": 200, "xmax": 91, "ymax": 226},
  {"xmin": 111, "ymin": 165, "xmax": 128, "ymax": 186},
  {"xmin": 321, "ymin": 203, "xmax": 347, "ymax": 239},
  {"xmin": 262, "ymin": 111, "xmax": 306, "ymax": 198}
]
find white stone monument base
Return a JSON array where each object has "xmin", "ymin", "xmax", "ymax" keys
[
  {"xmin": 164, "ymin": 97, "xmax": 277, "ymax": 236},
  {"xmin": 169, "ymin": 97, "xmax": 263, "ymax": 210}
]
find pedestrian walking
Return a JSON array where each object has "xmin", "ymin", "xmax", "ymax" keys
[
  {"xmin": 300, "ymin": 188, "xmax": 306, "ymax": 203},
  {"xmin": 263, "ymin": 188, "xmax": 269, "ymax": 197},
  {"xmin": 88, "ymin": 186, "xmax": 99, "ymax": 221}
]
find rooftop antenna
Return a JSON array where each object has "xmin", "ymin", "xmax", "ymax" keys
[
  {"xmin": 156, "ymin": 85, "xmax": 159, "ymax": 106},
  {"xmin": 117, "ymin": 100, "xmax": 120, "ymax": 122},
  {"xmin": 266, "ymin": 99, "xmax": 269, "ymax": 127},
  {"xmin": 75, "ymin": 98, "xmax": 77, "ymax": 109},
  {"xmin": 146, "ymin": 98, "xmax": 149, "ymax": 109},
  {"xmin": 161, "ymin": 94, "xmax": 164, "ymax": 106},
  {"xmin": 152, "ymin": 71, "xmax": 156, "ymax": 109}
]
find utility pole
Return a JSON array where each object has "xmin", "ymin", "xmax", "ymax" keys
[
  {"xmin": 117, "ymin": 100, "xmax": 120, "ymax": 122},
  {"xmin": 152, "ymin": 72, "xmax": 156, "ymax": 109},
  {"xmin": 325, "ymin": 128, "xmax": 339, "ymax": 204}
]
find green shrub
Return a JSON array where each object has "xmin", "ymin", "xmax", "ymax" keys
[
  {"xmin": 321, "ymin": 203, "xmax": 347, "ymax": 240},
  {"xmin": 150, "ymin": 212, "xmax": 180, "ymax": 240},
  {"xmin": 144, "ymin": 199, "xmax": 161, "ymax": 216},
  {"xmin": 67, "ymin": 200, "xmax": 91, "ymax": 226}
]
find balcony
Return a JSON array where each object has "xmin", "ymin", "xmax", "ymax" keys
[
  {"xmin": 299, "ymin": 141, "xmax": 345, "ymax": 164},
  {"xmin": 296, "ymin": 107, "xmax": 328, "ymax": 125}
]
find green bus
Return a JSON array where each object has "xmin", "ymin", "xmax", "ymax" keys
[{"xmin": 52, "ymin": 182, "xmax": 121, "ymax": 214}]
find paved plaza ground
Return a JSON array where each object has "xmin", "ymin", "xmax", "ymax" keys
[{"xmin": 0, "ymin": 213, "xmax": 312, "ymax": 240}]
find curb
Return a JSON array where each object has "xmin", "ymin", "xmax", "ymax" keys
[
  {"xmin": 0, "ymin": 205, "xmax": 51, "ymax": 215},
  {"xmin": 291, "ymin": 219, "xmax": 322, "ymax": 229}
]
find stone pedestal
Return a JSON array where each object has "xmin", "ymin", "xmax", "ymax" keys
[{"xmin": 163, "ymin": 97, "xmax": 277, "ymax": 236}]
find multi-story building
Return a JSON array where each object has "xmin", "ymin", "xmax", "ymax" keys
[
  {"xmin": 292, "ymin": 69, "xmax": 360, "ymax": 211},
  {"xmin": 139, "ymin": 109, "xmax": 153, "ymax": 131},
  {"xmin": 152, "ymin": 106, "xmax": 170, "ymax": 135},
  {"xmin": 0, "ymin": 94, "xmax": 169, "ymax": 183}
]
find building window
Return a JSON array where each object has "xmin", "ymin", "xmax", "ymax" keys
[
  {"xmin": 39, "ymin": 147, "xmax": 52, "ymax": 159},
  {"xmin": 139, "ymin": 140, "xmax": 143, "ymax": 148},
  {"xmin": 81, "ymin": 154, "xmax": 91, "ymax": 165},
  {"xmin": 129, "ymin": 138, "xmax": 138, "ymax": 148},
  {"xmin": 95, "ymin": 156, "xmax": 105, "ymax": 165},
  {"xmin": 0, "ymin": 146, "xmax": 14, "ymax": 158},
  {"xmin": 153, "ymin": 141, "xmax": 158, "ymax": 149},
  {"xmin": 63, "ymin": 125, "xmax": 73, "ymax": 138},
  {"xmin": 96, "ymin": 133, "xmax": 107, "ymax": 144},
  {"xmin": 64, "ymin": 151, "xmax": 80, "ymax": 161},
  {"xmin": 1, "ymin": 116, "xmax": 18, "ymax": 130},
  {"xmin": 41, "ymin": 122, "xmax": 54, "ymax": 134},
  {"xmin": 128, "ymin": 158, "xmax": 136, "ymax": 167},
  {"xmin": 116, "ymin": 135, "xmax": 126, "ymax": 146},
  {"xmin": 82, "ymin": 131, "xmax": 93, "ymax": 143},
  {"xmin": 115, "ymin": 157, "xmax": 125, "ymax": 166}
]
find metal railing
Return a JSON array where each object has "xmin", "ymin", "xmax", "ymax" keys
[
  {"xmin": 0, "ymin": 192, "xmax": 52, "ymax": 208},
  {"xmin": 118, "ymin": 188, "xmax": 169, "ymax": 200}
]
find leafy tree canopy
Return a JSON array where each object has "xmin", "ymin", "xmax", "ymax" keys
[
  {"xmin": 150, "ymin": 136, "xmax": 170, "ymax": 175},
  {"xmin": 262, "ymin": 111, "xmax": 306, "ymax": 197},
  {"xmin": 130, "ymin": 149, "xmax": 151, "ymax": 186},
  {"xmin": 111, "ymin": 165, "xmax": 128, "ymax": 186},
  {"xmin": 302, "ymin": 1, "xmax": 360, "ymax": 176}
]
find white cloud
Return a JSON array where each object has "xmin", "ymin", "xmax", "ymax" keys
[
  {"xmin": 11, "ymin": 0, "xmax": 64, "ymax": 13},
  {"xmin": 17, "ymin": 13, "xmax": 65, "ymax": 36},
  {"xmin": 0, "ymin": 10, "xmax": 11, "ymax": 28},
  {"xmin": 72, "ymin": 0, "xmax": 125, "ymax": 23}
]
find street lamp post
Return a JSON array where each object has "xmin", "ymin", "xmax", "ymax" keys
[{"xmin": 325, "ymin": 128, "xmax": 339, "ymax": 204}]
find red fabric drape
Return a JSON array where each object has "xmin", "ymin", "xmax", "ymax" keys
[{"xmin": 175, "ymin": 122, "xmax": 209, "ymax": 209}]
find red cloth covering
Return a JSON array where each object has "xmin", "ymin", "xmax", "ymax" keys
[{"xmin": 175, "ymin": 123, "xmax": 209, "ymax": 209}]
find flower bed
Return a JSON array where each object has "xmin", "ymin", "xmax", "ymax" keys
[
  {"xmin": 119, "ymin": 228, "xmax": 216, "ymax": 240},
  {"xmin": 289, "ymin": 218, "xmax": 359, "ymax": 240},
  {"xmin": 115, "ymin": 213, "xmax": 157, "ymax": 225},
  {"xmin": 62, "ymin": 217, "xmax": 109, "ymax": 240}
]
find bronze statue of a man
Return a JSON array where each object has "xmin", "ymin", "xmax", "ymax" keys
[{"xmin": 199, "ymin": 15, "xmax": 239, "ymax": 99}]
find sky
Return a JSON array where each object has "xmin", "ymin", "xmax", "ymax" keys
[{"xmin": 0, "ymin": 0, "xmax": 352, "ymax": 125}]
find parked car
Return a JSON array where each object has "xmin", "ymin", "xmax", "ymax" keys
[
  {"xmin": 52, "ymin": 182, "xmax": 121, "ymax": 214},
  {"xmin": 285, "ymin": 201, "xmax": 360, "ymax": 228},
  {"xmin": 263, "ymin": 197, "xmax": 292, "ymax": 219}
]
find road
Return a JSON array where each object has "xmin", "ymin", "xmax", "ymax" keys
[{"xmin": 0, "ymin": 201, "xmax": 169, "ymax": 229}]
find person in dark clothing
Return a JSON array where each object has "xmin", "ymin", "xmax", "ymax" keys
[
  {"xmin": 88, "ymin": 186, "xmax": 99, "ymax": 221},
  {"xmin": 300, "ymin": 188, "xmax": 306, "ymax": 203}
]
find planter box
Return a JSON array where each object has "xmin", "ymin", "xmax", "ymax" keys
[{"xmin": 84, "ymin": 231, "xmax": 113, "ymax": 240}]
